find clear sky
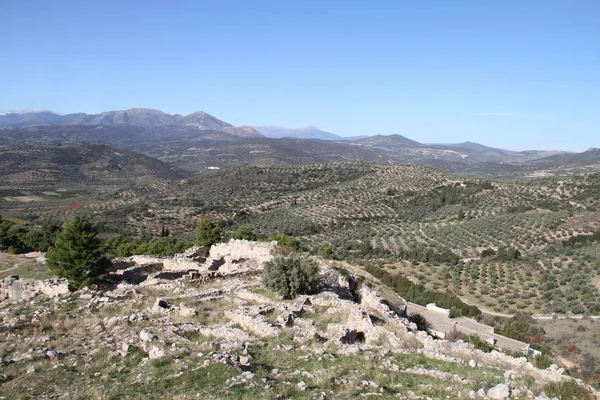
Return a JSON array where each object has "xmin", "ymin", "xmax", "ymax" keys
[{"xmin": 2, "ymin": 0, "xmax": 599, "ymax": 151}]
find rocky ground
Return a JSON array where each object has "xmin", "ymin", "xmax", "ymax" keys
[{"xmin": 0, "ymin": 240, "xmax": 597, "ymax": 399}]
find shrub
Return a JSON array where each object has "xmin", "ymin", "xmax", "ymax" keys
[
  {"xmin": 496, "ymin": 315, "xmax": 545, "ymax": 343},
  {"xmin": 407, "ymin": 313, "xmax": 430, "ymax": 331},
  {"xmin": 262, "ymin": 255, "xmax": 320, "ymax": 299},
  {"xmin": 229, "ymin": 226, "xmax": 257, "ymax": 241},
  {"xmin": 46, "ymin": 217, "xmax": 110, "ymax": 288},
  {"xmin": 481, "ymin": 248, "xmax": 496, "ymax": 258},
  {"xmin": 317, "ymin": 245, "xmax": 335, "ymax": 259},
  {"xmin": 463, "ymin": 334, "xmax": 495, "ymax": 352},
  {"xmin": 266, "ymin": 233, "xmax": 299, "ymax": 250},
  {"xmin": 542, "ymin": 380, "xmax": 595, "ymax": 400},
  {"xmin": 445, "ymin": 328, "xmax": 465, "ymax": 341}
]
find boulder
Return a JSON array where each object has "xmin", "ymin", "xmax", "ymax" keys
[{"xmin": 487, "ymin": 383, "xmax": 510, "ymax": 399}]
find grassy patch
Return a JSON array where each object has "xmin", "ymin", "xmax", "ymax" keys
[{"xmin": 0, "ymin": 261, "xmax": 52, "ymax": 280}]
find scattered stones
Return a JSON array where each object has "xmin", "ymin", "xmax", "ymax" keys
[{"xmin": 1, "ymin": 240, "xmax": 598, "ymax": 398}]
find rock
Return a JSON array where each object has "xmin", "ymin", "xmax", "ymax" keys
[
  {"xmin": 148, "ymin": 346, "xmax": 166, "ymax": 359},
  {"xmin": 487, "ymin": 383, "xmax": 510, "ymax": 399},
  {"xmin": 152, "ymin": 298, "xmax": 170, "ymax": 314},
  {"xmin": 104, "ymin": 317, "xmax": 119, "ymax": 330},
  {"xmin": 297, "ymin": 381, "xmax": 308, "ymax": 391},
  {"xmin": 183, "ymin": 246, "xmax": 208, "ymax": 262},
  {"xmin": 239, "ymin": 356, "xmax": 251, "ymax": 366},
  {"xmin": 477, "ymin": 388, "xmax": 486, "ymax": 397},
  {"xmin": 468, "ymin": 359, "xmax": 477, "ymax": 368},
  {"xmin": 504, "ymin": 369, "xmax": 519, "ymax": 380},
  {"xmin": 175, "ymin": 304, "xmax": 197, "ymax": 317},
  {"xmin": 361, "ymin": 380, "xmax": 379, "ymax": 388},
  {"xmin": 38, "ymin": 279, "xmax": 70, "ymax": 297},
  {"xmin": 139, "ymin": 329, "xmax": 156, "ymax": 342},
  {"xmin": 26, "ymin": 365, "xmax": 36, "ymax": 375},
  {"xmin": 276, "ymin": 310, "xmax": 295, "ymax": 327},
  {"xmin": 39, "ymin": 335, "xmax": 52, "ymax": 343},
  {"xmin": 46, "ymin": 350, "xmax": 58, "ymax": 359},
  {"xmin": 224, "ymin": 309, "xmax": 279, "ymax": 338}
]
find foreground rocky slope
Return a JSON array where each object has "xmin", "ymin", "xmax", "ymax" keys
[{"xmin": 0, "ymin": 240, "xmax": 597, "ymax": 399}]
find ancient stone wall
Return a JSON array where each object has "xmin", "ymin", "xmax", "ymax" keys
[{"xmin": 0, "ymin": 276, "xmax": 69, "ymax": 302}]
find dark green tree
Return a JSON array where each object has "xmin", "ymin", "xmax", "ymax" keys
[
  {"xmin": 0, "ymin": 223, "xmax": 30, "ymax": 253},
  {"xmin": 25, "ymin": 222, "xmax": 61, "ymax": 252},
  {"xmin": 195, "ymin": 219, "xmax": 222, "ymax": 247},
  {"xmin": 45, "ymin": 217, "xmax": 110, "ymax": 288}
]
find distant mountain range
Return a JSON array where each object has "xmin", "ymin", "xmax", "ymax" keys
[
  {"xmin": 0, "ymin": 108, "xmax": 598, "ymax": 177},
  {"xmin": 253, "ymin": 125, "xmax": 341, "ymax": 140},
  {"xmin": 0, "ymin": 108, "xmax": 263, "ymax": 137}
]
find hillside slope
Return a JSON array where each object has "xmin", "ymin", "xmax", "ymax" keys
[{"xmin": 0, "ymin": 143, "xmax": 189, "ymax": 187}]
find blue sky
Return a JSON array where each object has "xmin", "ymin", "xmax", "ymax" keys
[{"xmin": 2, "ymin": 0, "xmax": 599, "ymax": 151}]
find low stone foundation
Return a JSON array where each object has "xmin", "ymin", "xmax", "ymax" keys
[{"xmin": 0, "ymin": 275, "xmax": 69, "ymax": 302}]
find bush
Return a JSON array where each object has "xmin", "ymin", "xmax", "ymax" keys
[
  {"xmin": 542, "ymin": 380, "xmax": 595, "ymax": 400},
  {"xmin": 229, "ymin": 226, "xmax": 257, "ymax": 241},
  {"xmin": 46, "ymin": 217, "xmax": 110, "ymax": 288},
  {"xmin": 463, "ymin": 334, "xmax": 495, "ymax": 352},
  {"xmin": 317, "ymin": 245, "xmax": 335, "ymax": 259},
  {"xmin": 534, "ymin": 353, "xmax": 553, "ymax": 370},
  {"xmin": 262, "ymin": 255, "xmax": 320, "ymax": 299},
  {"xmin": 407, "ymin": 313, "xmax": 430, "ymax": 331},
  {"xmin": 496, "ymin": 315, "xmax": 545, "ymax": 343},
  {"xmin": 266, "ymin": 233, "xmax": 299, "ymax": 250},
  {"xmin": 481, "ymin": 248, "xmax": 496, "ymax": 258}
]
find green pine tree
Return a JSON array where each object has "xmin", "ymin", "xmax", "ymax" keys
[
  {"xmin": 46, "ymin": 217, "xmax": 110, "ymax": 288},
  {"xmin": 195, "ymin": 219, "xmax": 222, "ymax": 247}
]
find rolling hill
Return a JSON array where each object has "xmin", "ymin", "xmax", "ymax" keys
[{"xmin": 0, "ymin": 143, "xmax": 189, "ymax": 187}]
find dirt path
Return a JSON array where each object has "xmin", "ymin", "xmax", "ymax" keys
[{"xmin": 0, "ymin": 264, "xmax": 23, "ymax": 274}]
